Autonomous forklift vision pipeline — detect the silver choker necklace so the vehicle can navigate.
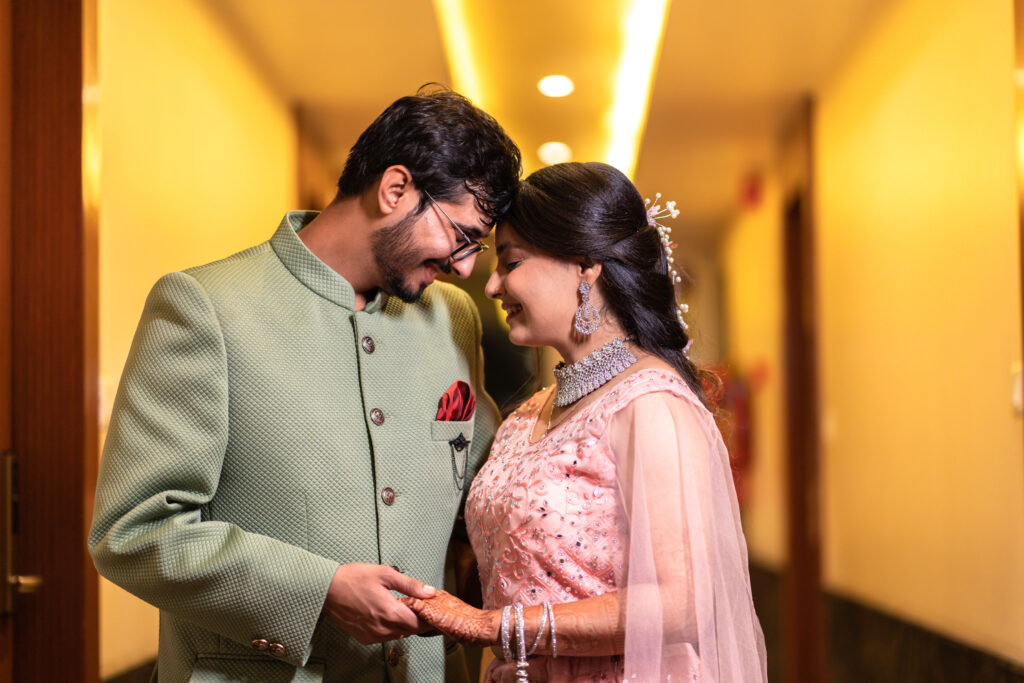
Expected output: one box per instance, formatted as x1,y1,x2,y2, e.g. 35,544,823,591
552,337,638,407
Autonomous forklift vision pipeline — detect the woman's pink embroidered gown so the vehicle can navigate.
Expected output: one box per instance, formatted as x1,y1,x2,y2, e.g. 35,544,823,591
465,369,767,682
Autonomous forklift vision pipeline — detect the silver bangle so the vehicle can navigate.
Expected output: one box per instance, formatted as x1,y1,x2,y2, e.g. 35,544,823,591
528,602,548,655
500,605,512,662
514,604,529,683
546,602,557,658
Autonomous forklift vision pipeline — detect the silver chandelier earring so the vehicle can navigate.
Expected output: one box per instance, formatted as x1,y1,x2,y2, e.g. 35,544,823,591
574,282,600,335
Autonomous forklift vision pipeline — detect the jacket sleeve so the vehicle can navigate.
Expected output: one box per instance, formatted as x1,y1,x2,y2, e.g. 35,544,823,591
88,271,338,667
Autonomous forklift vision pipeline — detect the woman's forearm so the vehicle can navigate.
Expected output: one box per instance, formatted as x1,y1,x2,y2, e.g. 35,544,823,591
405,584,691,658
498,580,696,659
504,591,625,658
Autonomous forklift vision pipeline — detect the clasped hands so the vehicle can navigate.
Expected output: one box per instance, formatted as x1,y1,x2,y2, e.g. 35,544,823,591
322,563,497,646
323,565,544,682
401,589,499,647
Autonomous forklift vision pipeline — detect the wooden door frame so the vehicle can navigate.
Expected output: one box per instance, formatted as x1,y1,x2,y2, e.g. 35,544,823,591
0,0,11,676
10,0,99,681
780,96,826,683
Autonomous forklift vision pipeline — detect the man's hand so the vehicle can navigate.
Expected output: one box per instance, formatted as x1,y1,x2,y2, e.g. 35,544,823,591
323,563,436,644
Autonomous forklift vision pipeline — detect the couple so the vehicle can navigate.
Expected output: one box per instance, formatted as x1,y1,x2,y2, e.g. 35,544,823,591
89,88,766,682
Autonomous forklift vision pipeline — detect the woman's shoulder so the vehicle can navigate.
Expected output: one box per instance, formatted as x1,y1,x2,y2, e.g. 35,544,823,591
581,368,717,450
591,359,706,423
613,356,691,396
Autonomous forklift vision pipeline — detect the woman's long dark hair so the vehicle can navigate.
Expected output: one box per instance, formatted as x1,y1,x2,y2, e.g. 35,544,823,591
504,161,713,408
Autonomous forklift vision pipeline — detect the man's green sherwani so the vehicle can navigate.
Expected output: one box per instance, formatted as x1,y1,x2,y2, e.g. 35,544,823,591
89,212,498,682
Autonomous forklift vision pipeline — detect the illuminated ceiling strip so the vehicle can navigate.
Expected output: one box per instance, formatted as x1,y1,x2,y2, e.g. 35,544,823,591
606,0,671,177
432,0,484,105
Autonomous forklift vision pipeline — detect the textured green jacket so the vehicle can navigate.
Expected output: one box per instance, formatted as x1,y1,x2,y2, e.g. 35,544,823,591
89,212,498,682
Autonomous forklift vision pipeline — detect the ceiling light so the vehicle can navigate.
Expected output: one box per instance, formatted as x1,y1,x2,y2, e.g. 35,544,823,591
538,75,574,98
538,142,573,165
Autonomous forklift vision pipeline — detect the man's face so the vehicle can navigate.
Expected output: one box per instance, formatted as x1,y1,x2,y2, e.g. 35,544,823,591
370,192,491,303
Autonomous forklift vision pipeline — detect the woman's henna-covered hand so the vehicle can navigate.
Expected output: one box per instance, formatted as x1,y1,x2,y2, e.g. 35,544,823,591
407,590,627,657
402,590,501,648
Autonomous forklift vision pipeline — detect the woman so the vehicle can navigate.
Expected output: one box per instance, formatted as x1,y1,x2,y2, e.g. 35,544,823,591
405,162,767,682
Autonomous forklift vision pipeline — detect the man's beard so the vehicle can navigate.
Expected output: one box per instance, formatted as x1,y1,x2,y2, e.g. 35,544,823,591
370,210,450,303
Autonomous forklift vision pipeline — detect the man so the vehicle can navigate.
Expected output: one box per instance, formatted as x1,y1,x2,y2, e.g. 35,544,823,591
89,87,521,682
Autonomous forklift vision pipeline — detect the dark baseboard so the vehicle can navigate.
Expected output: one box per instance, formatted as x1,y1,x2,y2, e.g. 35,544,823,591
750,562,786,682
749,563,1024,683
104,660,154,683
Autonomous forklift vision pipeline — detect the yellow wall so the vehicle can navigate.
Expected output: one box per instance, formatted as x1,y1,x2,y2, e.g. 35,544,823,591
720,176,787,568
99,0,297,676
816,0,1024,663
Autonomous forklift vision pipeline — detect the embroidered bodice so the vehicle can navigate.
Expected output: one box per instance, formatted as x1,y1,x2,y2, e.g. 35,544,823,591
466,369,693,681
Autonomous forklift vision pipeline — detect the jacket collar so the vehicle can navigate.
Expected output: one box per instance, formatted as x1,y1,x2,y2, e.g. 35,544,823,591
269,211,387,313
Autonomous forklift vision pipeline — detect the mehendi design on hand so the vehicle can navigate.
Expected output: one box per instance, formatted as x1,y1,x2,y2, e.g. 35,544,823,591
402,590,500,648
406,590,627,657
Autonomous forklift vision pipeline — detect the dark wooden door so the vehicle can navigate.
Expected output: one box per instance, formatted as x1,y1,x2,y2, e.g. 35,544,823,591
8,0,100,681
781,98,826,683
0,0,12,677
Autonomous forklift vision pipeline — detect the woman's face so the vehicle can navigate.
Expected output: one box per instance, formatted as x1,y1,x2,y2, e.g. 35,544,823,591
485,224,582,348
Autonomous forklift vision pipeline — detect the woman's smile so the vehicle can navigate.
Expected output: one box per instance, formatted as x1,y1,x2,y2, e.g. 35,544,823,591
501,302,523,321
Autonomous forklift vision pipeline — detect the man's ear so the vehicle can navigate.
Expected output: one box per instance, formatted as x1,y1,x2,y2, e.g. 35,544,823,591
377,165,414,216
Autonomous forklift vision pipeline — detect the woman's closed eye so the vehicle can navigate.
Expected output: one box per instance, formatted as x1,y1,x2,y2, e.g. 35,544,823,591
497,253,522,272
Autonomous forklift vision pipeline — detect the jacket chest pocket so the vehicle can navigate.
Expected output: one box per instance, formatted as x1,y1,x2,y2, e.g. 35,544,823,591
431,417,475,494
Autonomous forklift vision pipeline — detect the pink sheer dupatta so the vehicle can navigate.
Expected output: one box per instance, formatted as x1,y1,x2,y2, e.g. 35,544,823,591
609,385,768,682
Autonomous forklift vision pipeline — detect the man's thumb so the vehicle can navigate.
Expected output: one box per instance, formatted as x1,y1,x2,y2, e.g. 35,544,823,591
387,569,436,598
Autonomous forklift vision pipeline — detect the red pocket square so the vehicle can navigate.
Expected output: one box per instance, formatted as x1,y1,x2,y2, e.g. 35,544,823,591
436,380,476,421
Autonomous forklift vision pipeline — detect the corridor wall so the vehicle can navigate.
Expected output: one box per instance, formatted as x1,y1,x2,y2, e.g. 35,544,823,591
98,0,298,677
816,0,1024,665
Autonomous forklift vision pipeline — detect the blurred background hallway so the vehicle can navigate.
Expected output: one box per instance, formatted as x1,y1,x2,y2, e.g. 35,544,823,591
2,0,1023,680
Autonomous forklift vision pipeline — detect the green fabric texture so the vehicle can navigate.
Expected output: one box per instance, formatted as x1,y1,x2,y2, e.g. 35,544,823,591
89,212,498,682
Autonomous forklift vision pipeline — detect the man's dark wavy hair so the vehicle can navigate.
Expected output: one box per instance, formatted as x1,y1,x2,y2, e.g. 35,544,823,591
337,84,522,225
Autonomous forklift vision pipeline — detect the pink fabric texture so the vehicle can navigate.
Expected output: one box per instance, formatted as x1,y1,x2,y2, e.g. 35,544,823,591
466,369,767,682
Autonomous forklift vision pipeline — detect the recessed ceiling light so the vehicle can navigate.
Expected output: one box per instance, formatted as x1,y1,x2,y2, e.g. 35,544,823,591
538,75,574,98
538,142,572,165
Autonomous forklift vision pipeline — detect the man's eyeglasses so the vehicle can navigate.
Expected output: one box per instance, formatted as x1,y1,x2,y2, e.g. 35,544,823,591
423,190,489,263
